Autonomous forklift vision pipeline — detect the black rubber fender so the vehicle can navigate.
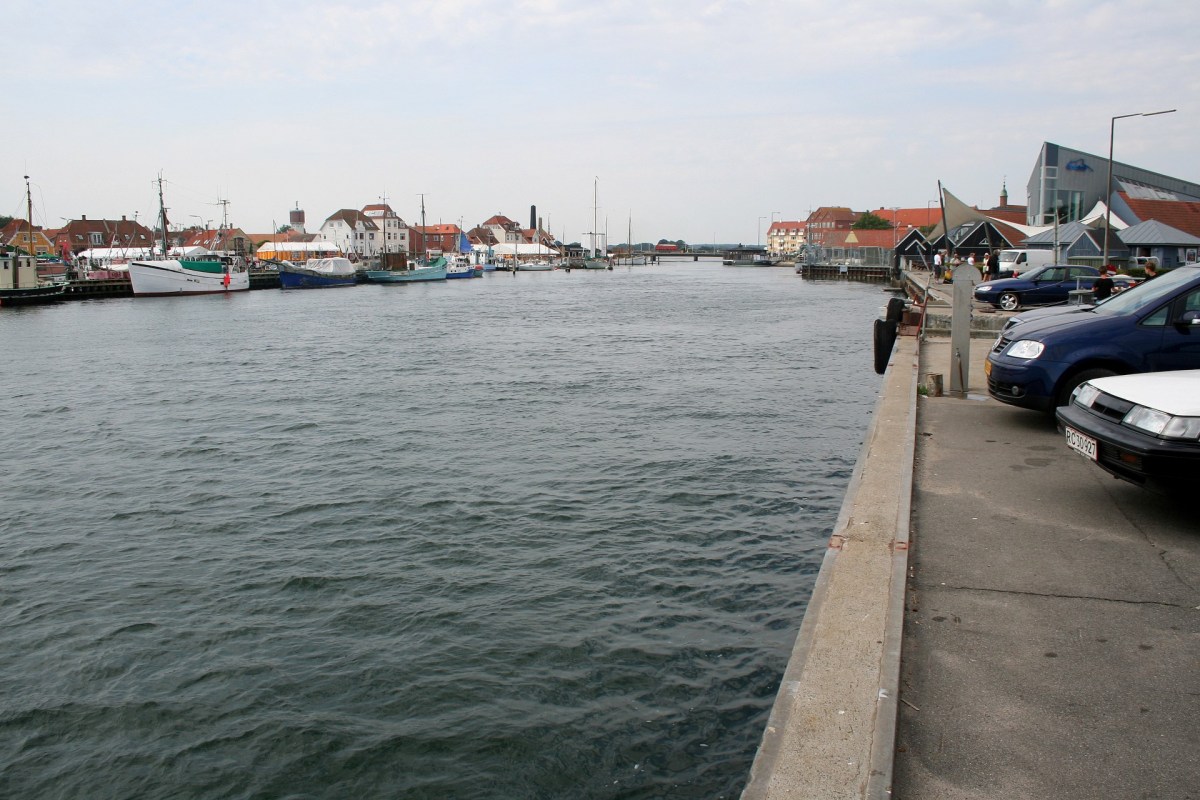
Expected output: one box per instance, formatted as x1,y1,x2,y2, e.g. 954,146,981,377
873,319,898,374
885,297,907,323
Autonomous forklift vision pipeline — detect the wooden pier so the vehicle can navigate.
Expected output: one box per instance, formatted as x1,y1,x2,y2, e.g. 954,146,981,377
796,263,894,281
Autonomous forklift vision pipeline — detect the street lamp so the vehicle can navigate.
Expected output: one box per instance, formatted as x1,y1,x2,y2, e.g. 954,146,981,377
1102,108,1175,267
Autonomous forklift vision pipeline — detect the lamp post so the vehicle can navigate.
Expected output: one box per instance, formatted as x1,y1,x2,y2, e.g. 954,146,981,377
768,211,780,253
1102,108,1175,268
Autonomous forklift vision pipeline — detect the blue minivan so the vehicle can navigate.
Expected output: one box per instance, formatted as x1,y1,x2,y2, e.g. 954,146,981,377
985,266,1200,412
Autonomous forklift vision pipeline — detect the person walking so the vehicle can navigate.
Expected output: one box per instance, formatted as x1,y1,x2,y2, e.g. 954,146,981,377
933,249,943,282
986,249,1000,280
1093,268,1115,302
1143,260,1159,280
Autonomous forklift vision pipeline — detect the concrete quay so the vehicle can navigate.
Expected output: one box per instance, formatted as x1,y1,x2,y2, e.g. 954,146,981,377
744,288,1198,798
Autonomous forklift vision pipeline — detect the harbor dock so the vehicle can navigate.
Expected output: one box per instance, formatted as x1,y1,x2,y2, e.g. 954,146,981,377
744,272,1198,798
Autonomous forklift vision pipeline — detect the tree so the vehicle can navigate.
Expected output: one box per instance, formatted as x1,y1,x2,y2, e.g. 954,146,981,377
276,224,293,234
852,211,893,230
0,215,12,229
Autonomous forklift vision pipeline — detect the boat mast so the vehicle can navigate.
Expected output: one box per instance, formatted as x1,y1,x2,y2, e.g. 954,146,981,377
21,175,33,288
418,193,427,263
157,175,169,259
592,177,598,258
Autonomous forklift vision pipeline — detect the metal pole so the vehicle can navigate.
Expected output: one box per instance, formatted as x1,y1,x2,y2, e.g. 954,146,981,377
1102,109,1175,268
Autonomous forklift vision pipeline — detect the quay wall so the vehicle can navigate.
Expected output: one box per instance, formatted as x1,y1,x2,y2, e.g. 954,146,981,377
742,335,919,799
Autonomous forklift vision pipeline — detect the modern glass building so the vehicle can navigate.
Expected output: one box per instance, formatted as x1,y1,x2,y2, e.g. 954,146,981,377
1025,142,1200,227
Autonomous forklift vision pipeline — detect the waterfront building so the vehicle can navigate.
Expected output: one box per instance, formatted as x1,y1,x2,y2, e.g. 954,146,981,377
56,216,156,259
805,207,858,247
362,203,410,255
411,223,465,256
1026,141,1200,228
479,215,526,245
177,227,253,258
766,220,806,257
319,209,381,261
0,219,54,256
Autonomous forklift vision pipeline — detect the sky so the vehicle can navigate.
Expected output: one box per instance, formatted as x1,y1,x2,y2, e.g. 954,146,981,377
5,0,1198,246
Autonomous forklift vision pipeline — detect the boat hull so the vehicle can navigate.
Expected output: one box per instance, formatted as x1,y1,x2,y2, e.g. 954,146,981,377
278,266,356,289
128,260,250,296
0,284,67,306
365,266,448,283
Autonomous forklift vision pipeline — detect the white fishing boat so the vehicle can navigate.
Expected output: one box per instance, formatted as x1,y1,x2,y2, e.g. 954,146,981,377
128,177,249,296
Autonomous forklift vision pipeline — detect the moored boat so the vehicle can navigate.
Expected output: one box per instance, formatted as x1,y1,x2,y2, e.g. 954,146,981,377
128,177,250,296
128,257,250,295
366,258,448,283
277,257,356,289
1,252,66,306
446,255,475,279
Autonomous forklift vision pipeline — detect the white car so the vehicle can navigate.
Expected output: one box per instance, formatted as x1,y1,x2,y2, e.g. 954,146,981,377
1055,370,1200,494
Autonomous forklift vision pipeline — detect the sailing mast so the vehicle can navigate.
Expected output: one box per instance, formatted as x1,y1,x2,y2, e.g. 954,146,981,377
591,177,598,258
157,174,169,259
18,175,32,289
418,193,427,266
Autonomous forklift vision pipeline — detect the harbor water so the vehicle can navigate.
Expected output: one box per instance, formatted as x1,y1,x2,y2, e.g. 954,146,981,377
1,262,885,798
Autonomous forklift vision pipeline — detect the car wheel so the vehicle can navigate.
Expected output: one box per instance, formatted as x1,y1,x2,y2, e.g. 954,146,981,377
999,292,1020,311
1055,367,1119,408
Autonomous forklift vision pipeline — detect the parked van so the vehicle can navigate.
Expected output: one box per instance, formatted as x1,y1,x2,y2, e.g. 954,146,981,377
997,248,1055,277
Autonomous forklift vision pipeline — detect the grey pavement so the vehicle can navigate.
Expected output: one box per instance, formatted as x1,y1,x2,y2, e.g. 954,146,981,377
894,336,1200,799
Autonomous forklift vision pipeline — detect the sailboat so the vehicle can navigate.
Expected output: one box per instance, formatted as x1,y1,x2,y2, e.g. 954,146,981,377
127,177,250,296
1,176,66,306
366,194,447,283
584,177,608,269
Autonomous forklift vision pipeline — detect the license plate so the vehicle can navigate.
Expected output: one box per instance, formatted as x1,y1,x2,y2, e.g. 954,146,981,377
1064,426,1097,461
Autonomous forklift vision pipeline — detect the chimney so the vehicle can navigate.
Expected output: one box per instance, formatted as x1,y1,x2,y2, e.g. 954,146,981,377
81,215,87,221
530,205,536,231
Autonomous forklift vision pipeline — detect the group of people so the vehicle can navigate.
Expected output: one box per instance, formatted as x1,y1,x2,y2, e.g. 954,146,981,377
932,249,1000,282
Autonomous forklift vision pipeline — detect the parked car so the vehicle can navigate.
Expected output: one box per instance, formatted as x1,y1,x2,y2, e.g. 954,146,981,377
1000,275,1143,332
985,265,1200,412
974,265,1101,311
1056,370,1200,494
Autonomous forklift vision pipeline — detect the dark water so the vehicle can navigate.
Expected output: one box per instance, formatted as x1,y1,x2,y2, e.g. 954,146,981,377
1,263,884,799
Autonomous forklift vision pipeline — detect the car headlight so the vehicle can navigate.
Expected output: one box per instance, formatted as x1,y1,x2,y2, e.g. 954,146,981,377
1006,340,1044,359
1124,406,1200,440
976,285,993,292
1072,383,1101,407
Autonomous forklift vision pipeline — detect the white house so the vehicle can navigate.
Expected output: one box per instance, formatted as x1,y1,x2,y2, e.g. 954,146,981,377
362,203,410,255
319,209,381,259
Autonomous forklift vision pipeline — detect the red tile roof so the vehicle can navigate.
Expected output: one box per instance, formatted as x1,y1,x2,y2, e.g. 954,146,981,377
1121,194,1200,238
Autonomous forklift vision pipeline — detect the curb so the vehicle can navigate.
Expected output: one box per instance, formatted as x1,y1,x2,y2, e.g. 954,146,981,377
742,335,918,799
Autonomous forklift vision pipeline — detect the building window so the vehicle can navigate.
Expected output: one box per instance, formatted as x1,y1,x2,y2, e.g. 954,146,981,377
90,232,103,245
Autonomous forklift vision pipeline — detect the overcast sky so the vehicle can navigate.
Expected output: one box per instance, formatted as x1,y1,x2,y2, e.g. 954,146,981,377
5,0,1196,245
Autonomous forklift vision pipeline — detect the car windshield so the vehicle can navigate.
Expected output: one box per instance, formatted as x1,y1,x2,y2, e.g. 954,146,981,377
1093,267,1199,317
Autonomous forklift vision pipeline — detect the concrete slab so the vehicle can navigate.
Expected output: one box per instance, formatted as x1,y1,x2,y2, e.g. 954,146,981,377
894,337,1200,799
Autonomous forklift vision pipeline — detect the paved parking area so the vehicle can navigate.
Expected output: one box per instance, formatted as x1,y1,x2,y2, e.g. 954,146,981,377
893,337,1200,799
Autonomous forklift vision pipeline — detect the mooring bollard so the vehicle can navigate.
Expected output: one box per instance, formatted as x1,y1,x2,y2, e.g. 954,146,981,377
926,373,944,397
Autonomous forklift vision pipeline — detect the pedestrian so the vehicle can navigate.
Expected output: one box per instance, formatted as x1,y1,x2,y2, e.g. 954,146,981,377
933,249,943,281
966,252,976,269
1143,260,1159,280
986,249,1000,280
1092,268,1115,302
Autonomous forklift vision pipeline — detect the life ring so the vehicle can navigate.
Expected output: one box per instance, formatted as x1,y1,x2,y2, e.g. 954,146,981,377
873,318,898,374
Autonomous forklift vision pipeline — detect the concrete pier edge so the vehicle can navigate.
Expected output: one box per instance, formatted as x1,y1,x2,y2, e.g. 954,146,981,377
742,335,919,799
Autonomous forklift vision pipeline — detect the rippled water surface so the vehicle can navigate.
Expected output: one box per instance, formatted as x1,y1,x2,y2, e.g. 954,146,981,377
1,263,884,798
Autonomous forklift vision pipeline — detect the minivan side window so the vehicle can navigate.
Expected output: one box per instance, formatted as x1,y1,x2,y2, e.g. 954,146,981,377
1040,268,1066,282
1142,305,1171,327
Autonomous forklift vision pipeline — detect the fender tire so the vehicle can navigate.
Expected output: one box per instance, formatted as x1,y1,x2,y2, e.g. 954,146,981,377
873,319,898,375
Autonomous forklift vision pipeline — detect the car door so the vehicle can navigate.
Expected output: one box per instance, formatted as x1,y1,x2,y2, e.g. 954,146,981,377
1148,286,1200,371
1025,267,1067,304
